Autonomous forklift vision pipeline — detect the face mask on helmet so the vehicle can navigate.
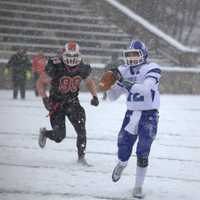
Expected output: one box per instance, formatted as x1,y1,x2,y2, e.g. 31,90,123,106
123,49,144,66
62,41,81,67
124,40,148,67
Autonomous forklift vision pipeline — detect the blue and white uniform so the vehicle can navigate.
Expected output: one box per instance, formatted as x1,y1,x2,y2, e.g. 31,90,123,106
108,62,161,162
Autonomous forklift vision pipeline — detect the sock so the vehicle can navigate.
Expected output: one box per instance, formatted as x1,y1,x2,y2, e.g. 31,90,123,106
134,166,147,188
118,159,128,167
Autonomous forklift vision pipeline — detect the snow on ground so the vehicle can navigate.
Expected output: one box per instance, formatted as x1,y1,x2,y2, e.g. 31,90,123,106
0,90,200,200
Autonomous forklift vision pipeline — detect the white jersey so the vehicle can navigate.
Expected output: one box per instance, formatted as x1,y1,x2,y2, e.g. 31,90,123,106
107,62,161,111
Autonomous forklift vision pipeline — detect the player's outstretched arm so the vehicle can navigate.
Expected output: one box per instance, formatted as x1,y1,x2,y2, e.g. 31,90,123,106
36,73,52,111
36,72,50,98
84,78,99,106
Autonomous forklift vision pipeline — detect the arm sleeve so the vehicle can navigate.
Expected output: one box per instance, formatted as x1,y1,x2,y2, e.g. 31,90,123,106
107,82,126,101
45,59,55,78
82,64,92,79
144,65,161,84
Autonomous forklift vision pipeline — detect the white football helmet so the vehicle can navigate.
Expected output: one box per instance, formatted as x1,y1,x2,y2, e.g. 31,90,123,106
123,40,148,67
62,41,81,67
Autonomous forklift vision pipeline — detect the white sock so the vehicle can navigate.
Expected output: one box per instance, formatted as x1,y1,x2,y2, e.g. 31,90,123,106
134,166,147,188
118,159,128,167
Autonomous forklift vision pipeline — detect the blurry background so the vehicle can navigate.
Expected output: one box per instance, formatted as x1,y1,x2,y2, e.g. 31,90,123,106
0,0,200,94
1,2,200,199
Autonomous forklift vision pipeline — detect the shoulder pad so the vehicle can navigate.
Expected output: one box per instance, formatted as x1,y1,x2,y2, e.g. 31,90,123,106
118,64,128,75
79,63,92,79
144,62,161,81
50,56,62,65
79,62,90,68
147,62,160,69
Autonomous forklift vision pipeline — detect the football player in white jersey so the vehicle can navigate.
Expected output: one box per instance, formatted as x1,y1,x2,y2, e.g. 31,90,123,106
108,40,161,198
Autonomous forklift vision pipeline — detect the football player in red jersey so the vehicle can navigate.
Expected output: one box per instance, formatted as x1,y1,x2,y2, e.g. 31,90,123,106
37,41,99,165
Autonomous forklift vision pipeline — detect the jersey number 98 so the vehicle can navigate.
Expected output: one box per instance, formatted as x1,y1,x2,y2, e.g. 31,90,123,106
59,76,81,93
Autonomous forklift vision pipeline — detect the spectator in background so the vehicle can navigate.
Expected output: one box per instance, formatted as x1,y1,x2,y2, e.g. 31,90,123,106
32,50,47,96
6,48,31,99
102,52,122,100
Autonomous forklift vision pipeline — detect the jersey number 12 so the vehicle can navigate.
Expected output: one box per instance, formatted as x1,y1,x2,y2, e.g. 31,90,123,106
127,92,144,102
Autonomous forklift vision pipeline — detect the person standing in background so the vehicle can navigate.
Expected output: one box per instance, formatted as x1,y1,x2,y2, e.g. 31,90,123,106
6,48,31,99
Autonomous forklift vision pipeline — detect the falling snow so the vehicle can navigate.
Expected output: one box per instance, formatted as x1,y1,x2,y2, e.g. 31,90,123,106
0,90,200,200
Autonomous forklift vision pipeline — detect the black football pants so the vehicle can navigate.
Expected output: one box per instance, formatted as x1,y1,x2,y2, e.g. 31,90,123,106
33,72,39,96
13,79,26,99
45,101,87,159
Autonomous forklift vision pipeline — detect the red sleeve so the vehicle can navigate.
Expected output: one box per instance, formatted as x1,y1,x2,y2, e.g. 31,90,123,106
37,57,47,74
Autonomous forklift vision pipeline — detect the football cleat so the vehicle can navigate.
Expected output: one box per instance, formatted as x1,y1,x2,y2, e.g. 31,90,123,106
132,187,145,199
112,162,126,182
38,127,47,148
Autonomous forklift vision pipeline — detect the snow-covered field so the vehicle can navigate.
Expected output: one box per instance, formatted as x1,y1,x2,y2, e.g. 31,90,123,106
0,90,200,200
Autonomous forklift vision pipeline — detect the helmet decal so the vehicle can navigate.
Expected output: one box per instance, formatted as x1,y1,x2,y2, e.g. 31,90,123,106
68,41,77,51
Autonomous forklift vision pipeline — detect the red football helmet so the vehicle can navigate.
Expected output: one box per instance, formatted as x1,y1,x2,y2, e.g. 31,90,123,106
62,41,81,67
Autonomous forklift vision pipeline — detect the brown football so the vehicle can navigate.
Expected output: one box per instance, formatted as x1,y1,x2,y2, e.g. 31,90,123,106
98,71,117,91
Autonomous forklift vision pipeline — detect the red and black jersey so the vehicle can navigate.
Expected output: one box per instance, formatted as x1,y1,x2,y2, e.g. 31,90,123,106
45,56,91,103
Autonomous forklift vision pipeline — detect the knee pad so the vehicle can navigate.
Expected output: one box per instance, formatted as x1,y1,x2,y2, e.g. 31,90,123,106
54,129,65,143
137,157,148,167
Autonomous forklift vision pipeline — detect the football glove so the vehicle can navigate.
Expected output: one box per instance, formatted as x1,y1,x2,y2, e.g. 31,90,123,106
110,68,123,81
90,96,99,106
119,79,134,91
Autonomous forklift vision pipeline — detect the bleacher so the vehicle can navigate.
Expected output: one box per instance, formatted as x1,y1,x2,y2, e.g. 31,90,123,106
0,0,129,65
0,0,175,67
1,0,200,93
